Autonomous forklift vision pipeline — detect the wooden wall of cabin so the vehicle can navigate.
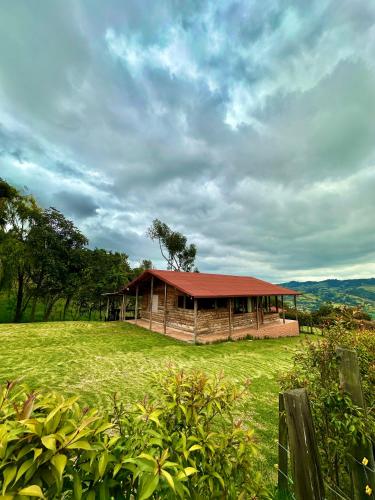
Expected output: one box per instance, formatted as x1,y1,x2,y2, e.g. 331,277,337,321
139,279,280,335
140,281,195,331
197,310,279,335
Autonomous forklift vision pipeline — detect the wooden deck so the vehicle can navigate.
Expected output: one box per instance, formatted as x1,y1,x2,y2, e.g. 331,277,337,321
126,318,299,344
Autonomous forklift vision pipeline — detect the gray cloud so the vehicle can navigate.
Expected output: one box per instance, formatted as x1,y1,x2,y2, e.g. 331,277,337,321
0,0,374,281
53,191,99,219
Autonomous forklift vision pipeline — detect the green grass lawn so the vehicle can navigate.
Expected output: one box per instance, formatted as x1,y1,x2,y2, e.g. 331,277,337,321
0,321,308,478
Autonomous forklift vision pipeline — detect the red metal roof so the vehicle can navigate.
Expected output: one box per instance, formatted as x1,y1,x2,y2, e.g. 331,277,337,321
124,269,301,298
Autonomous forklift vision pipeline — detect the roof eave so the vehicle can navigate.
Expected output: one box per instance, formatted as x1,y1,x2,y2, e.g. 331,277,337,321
191,292,303,298
121,270,302,297
122,269,194,297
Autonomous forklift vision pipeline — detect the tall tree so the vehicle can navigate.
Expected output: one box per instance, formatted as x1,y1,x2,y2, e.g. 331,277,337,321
76,249,131,319
129,259,153,280
27,208,88,321
0,178,40,321
147,219,197,272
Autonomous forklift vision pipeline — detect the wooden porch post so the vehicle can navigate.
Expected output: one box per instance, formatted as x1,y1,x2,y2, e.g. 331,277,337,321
163,283,167,334
282,296,285,324
228,298,233,339
123,294,127,321
135,285,139,324
149,276,154,330
256,296,259,330
120,294,124,321
193,298,198,344
276,295,279,313
294,295,299,332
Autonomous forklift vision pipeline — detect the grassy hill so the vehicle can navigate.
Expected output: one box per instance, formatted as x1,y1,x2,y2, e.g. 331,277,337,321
281,278,375,319
0,321,307,478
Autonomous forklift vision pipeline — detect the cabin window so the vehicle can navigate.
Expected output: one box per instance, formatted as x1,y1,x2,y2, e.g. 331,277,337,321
177,295,184,308
234,297,248,314
197,298,228,310
216,298,228,308
198,298,216,310
185,297,194,310
177,295,194,310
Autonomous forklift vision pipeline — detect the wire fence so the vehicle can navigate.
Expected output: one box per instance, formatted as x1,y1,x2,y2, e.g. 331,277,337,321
275,438,360,500
278,348,375,500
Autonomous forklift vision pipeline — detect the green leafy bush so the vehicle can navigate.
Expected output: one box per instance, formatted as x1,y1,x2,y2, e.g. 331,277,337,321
281,320,375,494
0,370,270,499
0,382,113,499
284,303,373,329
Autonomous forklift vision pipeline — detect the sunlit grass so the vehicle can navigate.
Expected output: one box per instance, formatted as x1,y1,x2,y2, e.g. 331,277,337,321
0,321,307,474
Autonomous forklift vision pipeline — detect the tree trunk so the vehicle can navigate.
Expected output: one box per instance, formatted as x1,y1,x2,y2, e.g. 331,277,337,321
43,299,55,321
14,270,24,323
30,296,38,322
63,296,71,320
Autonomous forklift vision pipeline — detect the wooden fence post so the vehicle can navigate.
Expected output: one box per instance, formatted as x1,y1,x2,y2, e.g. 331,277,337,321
283,388,325,500
278,393,289,495
336,347,375,499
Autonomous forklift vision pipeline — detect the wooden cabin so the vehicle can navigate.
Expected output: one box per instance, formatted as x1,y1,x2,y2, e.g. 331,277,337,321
115,270,301,344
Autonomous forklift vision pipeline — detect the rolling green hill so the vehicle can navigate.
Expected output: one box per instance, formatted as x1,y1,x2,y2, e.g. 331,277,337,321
280,278,375,319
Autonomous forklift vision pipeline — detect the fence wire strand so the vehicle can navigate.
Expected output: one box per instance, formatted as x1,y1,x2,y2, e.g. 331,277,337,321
348,452,375,473
324,481,352,500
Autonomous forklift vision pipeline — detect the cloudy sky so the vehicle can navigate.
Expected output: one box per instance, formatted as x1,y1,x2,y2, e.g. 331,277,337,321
1,0,375,281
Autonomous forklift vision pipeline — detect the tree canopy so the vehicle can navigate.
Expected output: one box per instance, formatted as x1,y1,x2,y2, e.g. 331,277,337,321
0,179,131,322
0,179,193,322
147,219,197,272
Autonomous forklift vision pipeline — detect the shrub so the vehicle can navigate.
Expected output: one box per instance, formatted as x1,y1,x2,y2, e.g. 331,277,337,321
281,320,375,494
0,382,113,499
0,370,270,499
284,304,373,329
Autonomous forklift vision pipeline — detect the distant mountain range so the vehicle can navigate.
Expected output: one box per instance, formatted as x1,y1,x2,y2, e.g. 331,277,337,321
280,278,375,319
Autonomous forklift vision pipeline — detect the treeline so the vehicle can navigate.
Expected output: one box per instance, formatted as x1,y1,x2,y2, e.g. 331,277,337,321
0,179,151,323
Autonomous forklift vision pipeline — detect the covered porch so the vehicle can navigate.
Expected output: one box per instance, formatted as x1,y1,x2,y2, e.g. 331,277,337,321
108,269,301,344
